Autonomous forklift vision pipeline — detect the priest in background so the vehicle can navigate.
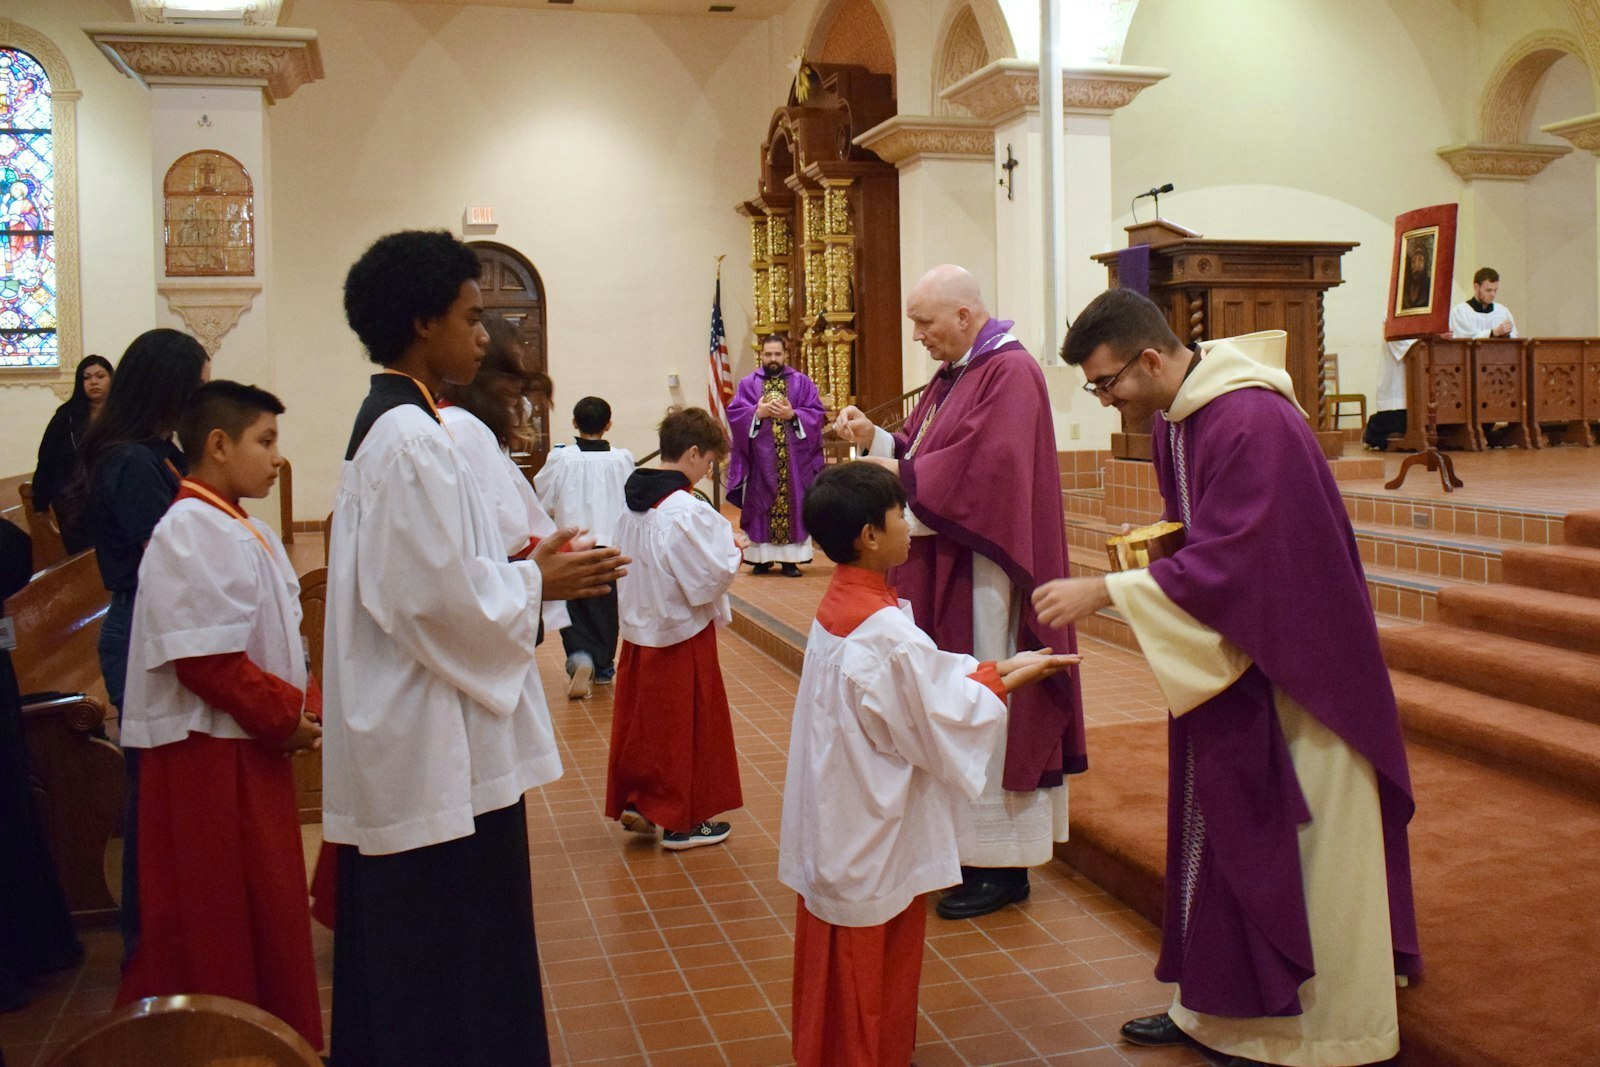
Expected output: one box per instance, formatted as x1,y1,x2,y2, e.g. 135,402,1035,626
726,334,826,577
1037,288,1421,1067
835,264,1085,920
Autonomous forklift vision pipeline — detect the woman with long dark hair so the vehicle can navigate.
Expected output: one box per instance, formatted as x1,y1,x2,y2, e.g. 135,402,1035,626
30,354,114,552
80,327,208,963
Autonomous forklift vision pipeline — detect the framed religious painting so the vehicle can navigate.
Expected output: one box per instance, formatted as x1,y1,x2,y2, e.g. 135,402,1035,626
1385,203,1457,339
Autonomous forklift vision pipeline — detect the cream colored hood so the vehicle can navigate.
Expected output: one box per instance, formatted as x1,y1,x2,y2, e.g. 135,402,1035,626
1166,330,1305,422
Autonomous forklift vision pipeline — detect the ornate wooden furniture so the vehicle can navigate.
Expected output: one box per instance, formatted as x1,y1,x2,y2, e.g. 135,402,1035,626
6,550,123,925
292,566,327,825
1387,338,1462,493
1092,221,1355,461
1394,338,1581,453
738,63,901,415
48,994,324,1067
1528,338,1600,447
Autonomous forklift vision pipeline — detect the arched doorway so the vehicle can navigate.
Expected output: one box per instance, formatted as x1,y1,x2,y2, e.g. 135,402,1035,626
469,241,551,472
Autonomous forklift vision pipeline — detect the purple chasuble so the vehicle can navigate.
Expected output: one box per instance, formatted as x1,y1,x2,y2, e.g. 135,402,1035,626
887,317,1086,790
1147,386,1422,1018
726,366,827,545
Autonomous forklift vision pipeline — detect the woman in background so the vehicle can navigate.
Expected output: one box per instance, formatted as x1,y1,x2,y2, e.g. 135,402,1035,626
31,354,114,552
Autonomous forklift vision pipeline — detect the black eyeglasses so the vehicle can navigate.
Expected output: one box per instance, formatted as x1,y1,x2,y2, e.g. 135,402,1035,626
1081,351,1143,397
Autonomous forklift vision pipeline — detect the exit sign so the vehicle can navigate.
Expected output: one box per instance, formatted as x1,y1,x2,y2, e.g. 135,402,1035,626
463,205,497,231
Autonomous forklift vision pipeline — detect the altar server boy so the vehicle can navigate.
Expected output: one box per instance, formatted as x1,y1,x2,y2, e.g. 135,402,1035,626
780,462,1079,1067
605,406,747,850
534,395,635,696
324,230,625,1067
116,380,323,1049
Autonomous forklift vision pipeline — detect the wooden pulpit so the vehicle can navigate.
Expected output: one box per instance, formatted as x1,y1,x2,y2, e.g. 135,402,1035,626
1092,221,1356,461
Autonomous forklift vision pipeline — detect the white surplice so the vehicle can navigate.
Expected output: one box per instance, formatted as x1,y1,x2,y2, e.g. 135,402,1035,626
440,405,568,632
122,498,305,748
868,426,1070,867
1376,339,1414,414
615,488,742,648
779,601,1007,927
1448,301,1517,340
534,441,635,547
322,404,561,856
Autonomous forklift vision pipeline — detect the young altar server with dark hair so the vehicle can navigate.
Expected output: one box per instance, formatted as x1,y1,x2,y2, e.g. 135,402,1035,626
780,461,1079,1067
605,406,748,850
326,230,626,1067
115,380,324,1049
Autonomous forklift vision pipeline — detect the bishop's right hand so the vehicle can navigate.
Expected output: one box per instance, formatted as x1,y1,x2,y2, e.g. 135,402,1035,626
834,405,875,451
533,526,629,601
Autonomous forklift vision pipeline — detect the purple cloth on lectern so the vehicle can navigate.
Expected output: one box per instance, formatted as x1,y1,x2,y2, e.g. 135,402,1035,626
1118,245,1151,296
725,366,826,544
887,317,1086,791
1146,387,1422,1019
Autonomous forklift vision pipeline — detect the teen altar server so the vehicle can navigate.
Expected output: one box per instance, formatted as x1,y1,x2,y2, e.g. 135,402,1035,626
605,406,748,850
325,230,626,1067
116,380,323,1049
780,462,1079,1067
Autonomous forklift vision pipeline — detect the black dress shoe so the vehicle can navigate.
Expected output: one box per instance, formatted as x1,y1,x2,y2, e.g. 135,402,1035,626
751,562,772,575
1119,1012,1188,1047
935,877,1029,919
780,562,802,577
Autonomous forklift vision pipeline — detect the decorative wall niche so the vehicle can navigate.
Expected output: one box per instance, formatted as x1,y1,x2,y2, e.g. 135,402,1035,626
163,149,254,277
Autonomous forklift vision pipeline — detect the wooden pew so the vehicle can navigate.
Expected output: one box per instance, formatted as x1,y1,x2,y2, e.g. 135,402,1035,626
1474,336,1534,448
292,567,326,824
1401,338,1476,452
18,481,68,570
4,550,124,926
48,994,323,1067
1528,338,1599,447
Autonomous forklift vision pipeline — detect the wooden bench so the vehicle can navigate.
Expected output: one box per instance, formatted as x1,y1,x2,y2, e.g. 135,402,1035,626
5,550,124,926
292,567,327,824
18,480,69,570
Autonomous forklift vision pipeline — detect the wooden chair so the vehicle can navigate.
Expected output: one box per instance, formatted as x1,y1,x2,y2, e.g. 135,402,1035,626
47,994,323,1067
6,550,124,925
18,481,69,570
321,512,332,567
1318,352,1366,431
292,567,327,824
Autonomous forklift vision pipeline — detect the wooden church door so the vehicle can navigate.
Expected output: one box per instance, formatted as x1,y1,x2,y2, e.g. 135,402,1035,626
470,241,551,473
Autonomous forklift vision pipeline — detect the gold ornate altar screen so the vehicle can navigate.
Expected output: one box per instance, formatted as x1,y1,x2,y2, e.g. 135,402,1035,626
737,64,902,414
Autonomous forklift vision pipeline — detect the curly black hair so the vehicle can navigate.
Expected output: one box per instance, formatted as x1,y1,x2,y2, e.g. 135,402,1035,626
343,230,483,366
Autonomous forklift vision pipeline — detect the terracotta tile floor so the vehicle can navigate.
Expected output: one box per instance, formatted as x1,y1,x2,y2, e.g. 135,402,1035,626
5,620,1203,1066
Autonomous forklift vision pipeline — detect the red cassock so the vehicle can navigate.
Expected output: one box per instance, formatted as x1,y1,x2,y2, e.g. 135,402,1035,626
792,895,926,1067
603,623,742,831
117,653,323,1051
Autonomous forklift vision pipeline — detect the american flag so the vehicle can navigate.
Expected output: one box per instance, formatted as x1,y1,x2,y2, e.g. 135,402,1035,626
707,267,734,433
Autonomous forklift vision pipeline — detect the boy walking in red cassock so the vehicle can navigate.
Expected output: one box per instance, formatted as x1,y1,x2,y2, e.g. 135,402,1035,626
116,380,324,1049
605,406,747,850
780,462,1079,1066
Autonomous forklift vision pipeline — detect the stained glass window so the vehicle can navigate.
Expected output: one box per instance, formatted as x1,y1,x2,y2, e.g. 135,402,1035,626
0,48,54,368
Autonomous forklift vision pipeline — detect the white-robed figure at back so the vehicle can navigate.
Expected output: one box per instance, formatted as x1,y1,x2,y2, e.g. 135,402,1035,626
438,313,570,637
320,230,626,1067
1449,266,1517,339
779,461,1079,1067
534,394,635,696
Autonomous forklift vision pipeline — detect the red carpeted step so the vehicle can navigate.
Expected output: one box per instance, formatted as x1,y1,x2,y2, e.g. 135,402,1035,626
1379,624,1600,724
1567,509,1600,549
1501,543,1600,599
1057,722,1600,1067
1436,583,1600,656
1391,670,1600,803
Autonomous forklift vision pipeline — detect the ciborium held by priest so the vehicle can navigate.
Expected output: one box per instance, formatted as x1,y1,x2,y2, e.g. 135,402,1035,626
1106,521,1185,572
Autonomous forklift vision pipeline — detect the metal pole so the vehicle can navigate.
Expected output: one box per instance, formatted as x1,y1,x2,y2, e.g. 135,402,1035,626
1041,0,1066,364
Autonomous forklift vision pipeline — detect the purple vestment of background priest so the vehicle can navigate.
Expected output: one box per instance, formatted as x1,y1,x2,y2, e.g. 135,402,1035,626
726,366,826,545
1147,386,1423,1018
886,317,1086,790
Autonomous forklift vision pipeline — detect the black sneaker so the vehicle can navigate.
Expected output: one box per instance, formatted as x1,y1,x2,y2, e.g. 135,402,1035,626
780,563,802,577
661,821,731,851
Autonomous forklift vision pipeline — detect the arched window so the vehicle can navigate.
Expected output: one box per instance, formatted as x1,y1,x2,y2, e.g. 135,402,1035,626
0,47,55,368
164,150,254,276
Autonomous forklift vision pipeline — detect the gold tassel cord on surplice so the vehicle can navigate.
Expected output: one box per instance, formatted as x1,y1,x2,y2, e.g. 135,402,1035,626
763,373,795,544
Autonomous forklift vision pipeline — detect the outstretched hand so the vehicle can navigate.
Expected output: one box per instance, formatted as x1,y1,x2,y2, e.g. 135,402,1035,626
534,526,629,600
995,649,1081,692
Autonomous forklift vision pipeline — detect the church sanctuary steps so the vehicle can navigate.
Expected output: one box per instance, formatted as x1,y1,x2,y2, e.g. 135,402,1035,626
1499,543,1600,598
1436,583,1600,656
1379,625,1600,723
